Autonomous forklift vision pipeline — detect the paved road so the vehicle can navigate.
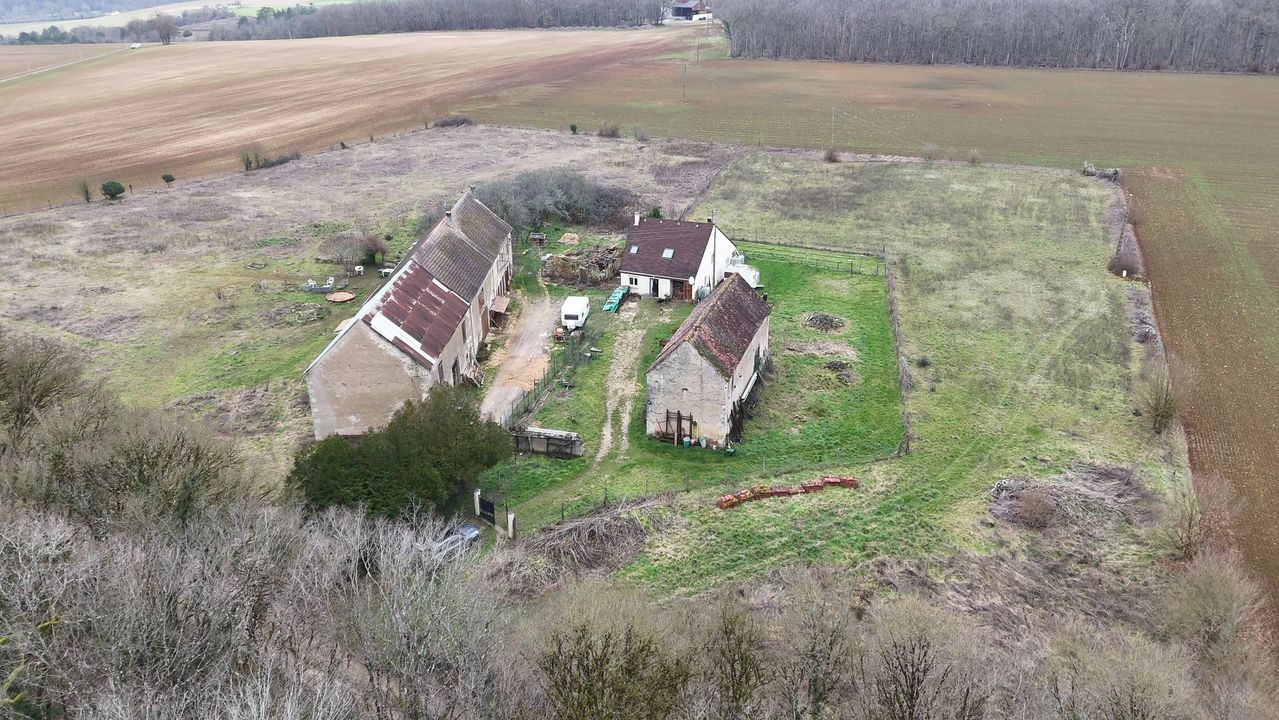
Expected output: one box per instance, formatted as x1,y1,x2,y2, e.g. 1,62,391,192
480,293,555,424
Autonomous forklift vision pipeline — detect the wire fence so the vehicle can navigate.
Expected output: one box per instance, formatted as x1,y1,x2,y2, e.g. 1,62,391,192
496,323,603,430
885,256,913,455
738,245,886,276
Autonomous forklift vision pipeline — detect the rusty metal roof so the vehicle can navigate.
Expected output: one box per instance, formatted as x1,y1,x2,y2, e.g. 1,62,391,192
650,273,769,378
365,262,469,364
621,218,714,281
308,191,511,375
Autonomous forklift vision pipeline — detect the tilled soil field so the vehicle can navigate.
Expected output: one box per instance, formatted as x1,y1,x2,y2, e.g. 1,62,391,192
0,27,688,211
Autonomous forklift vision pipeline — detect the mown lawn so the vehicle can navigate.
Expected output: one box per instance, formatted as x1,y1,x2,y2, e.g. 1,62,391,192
621,156,1183,591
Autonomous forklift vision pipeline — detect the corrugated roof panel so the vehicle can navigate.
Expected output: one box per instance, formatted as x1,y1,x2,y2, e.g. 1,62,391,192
412,227,490,301
365,263,469,365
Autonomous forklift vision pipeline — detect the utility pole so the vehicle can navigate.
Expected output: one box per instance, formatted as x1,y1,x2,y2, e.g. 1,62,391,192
696,36,700,62
830,107,835,146
682,64,688,103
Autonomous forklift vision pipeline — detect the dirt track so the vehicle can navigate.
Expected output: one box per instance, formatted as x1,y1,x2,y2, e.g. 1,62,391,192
0,28,688,211
480,291,555,424
593,299,646,465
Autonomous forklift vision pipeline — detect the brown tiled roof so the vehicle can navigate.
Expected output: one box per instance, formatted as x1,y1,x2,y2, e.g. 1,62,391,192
412,225,490,301
451,191,512,258
364,262,469,364
621,218,713,281
409,191,511,301
650,273,769,378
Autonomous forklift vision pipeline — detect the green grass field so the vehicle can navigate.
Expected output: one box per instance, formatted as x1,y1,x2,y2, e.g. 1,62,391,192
484,252,903,530
479,153,1180,592
457,56,1279,597
617,156,1182,591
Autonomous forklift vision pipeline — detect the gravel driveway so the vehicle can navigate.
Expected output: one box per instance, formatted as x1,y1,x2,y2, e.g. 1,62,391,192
480,293,556,424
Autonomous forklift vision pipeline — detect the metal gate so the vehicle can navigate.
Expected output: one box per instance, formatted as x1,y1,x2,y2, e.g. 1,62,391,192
479,497,496,526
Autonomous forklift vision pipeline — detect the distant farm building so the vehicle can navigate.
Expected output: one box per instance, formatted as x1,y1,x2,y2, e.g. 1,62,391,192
305,190,513,438
621,214,738,301
646,273,770,445
672,0,710,18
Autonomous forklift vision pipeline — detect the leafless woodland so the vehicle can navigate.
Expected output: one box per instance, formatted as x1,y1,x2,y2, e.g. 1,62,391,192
718,0,1279,74
213,0,663,40
3,330,1278,719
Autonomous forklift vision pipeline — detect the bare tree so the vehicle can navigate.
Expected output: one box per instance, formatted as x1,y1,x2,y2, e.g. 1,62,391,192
716,0,1279,74
151,12,178,45
212,0,664,40
699,599,770,720
124,17,148,43
236,143,265,171
1138,362,1180,434
776,575,858,719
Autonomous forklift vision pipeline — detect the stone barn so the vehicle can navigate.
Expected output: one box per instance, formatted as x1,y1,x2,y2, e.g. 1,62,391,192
305,190,513,438
645,273,770,446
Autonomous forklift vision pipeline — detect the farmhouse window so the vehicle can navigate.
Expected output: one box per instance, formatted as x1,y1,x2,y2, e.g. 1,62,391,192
629,245,639,254
628,277,638,286
662,248,675,259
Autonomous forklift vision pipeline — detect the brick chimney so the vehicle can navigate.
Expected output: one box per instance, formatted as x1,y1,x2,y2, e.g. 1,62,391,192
634,211,641,226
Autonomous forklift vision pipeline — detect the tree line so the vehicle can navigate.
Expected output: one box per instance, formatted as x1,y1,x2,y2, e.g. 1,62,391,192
2,7,233,44
0,0,167,24
210,0,662,40
717,0,1279,74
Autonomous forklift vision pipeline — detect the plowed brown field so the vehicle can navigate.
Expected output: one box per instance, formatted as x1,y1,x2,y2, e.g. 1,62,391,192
0,28,686,211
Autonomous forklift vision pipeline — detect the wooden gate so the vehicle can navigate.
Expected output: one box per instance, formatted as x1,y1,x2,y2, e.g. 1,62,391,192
657,410,697,443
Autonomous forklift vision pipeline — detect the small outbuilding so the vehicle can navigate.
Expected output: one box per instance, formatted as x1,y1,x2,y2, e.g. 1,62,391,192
645,273,770,446
672,0,710,19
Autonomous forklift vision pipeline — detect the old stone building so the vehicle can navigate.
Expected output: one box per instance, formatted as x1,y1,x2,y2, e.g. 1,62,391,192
305,190,513,438
645,273,770,446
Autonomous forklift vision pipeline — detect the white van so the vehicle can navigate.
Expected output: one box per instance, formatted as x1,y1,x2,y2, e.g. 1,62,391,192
561,296,590,330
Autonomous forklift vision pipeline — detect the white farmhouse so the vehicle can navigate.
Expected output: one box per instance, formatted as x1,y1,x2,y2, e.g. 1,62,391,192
305,190,513,438
620,215,737,301
645,273,770,446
